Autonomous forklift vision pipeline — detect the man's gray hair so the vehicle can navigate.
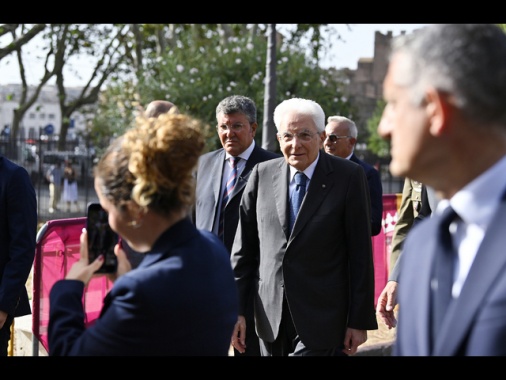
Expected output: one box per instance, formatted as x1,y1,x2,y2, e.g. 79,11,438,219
274,98,325,132
215,95,257,124
390,24,506,126
327,116,358,138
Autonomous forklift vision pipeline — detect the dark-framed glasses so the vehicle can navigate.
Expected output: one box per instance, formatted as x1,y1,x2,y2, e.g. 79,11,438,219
327,134,351,143
217,123,246,133
278,131,316,143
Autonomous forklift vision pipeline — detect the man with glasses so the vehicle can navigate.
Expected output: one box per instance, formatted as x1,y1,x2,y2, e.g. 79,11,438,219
194,95,279,356
230,98,377,356
324,116,383,236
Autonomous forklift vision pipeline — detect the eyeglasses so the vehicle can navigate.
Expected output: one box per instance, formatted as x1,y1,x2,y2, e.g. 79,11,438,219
327,134,351,143
217,123,247,133
278,131,316,143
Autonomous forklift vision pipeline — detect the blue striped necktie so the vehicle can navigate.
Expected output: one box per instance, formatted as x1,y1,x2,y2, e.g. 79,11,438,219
289,171,307,232
218,157,239,239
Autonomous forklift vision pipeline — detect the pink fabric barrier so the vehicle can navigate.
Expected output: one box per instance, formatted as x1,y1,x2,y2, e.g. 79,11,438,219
31,196,399,351
32,217,112,353
372,194,399,306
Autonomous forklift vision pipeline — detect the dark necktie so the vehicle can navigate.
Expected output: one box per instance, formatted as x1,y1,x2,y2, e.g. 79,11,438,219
289,171,307,232
431,205,458,347
218,157,239,239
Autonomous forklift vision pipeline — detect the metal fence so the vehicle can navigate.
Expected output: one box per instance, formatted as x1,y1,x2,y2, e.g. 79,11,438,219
0,136,98,225
2,136,404,226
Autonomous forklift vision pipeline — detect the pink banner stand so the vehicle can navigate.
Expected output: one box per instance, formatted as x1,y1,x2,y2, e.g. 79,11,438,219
32,217,112,355
31,195,400,354
372,194,399,306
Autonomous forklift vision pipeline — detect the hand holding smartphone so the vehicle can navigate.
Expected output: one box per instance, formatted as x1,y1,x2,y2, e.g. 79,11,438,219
87,202,118,273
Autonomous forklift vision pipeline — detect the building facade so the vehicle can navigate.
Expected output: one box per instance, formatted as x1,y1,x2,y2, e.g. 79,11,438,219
344,30,405,132
340,30,408,193
0,84,89,140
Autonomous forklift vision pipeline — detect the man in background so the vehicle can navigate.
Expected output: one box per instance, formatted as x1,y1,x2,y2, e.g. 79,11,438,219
194,95,279,356
46,160,64,213
0,154,37,356
145,100,178,117
324,116,383,236
121,99,180,269
376,178,435,329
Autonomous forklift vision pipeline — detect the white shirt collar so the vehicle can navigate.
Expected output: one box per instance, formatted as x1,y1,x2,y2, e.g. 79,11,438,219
447,155,506,228
224,140,255,162
289,152,319,182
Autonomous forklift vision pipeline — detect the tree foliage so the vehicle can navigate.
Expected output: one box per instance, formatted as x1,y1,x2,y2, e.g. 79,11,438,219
366,99,389,158
1,23,355,155
48,24,133,151
0,24,46,61
91,24,354,153
4,24,56,152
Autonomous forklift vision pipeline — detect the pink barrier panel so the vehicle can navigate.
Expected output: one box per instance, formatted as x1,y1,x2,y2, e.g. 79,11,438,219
32,197,400,351
372,194,398,306
32,218,113,353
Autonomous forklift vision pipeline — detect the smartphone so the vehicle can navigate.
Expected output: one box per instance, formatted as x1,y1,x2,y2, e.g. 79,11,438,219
86,202,118,273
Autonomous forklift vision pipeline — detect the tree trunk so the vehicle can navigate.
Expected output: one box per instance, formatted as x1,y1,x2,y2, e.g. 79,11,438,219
262,24,278,152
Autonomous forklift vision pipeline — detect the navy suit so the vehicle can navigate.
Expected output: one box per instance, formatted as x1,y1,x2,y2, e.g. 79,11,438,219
231,153,377,351
194,144,279,356
394,187,506,355
48,218,238,356
0,155,37,355
349,153,383,236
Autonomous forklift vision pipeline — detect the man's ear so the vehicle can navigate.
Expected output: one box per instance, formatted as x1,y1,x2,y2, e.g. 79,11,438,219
318,131,326,148
425,87,453,136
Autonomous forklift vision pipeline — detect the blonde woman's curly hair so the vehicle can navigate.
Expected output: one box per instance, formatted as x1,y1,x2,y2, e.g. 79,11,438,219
94,111,205,216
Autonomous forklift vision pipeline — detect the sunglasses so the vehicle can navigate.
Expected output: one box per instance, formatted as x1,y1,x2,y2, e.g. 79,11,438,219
327,134,351,143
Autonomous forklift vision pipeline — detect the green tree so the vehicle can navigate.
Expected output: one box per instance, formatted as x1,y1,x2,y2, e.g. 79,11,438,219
50,24,132,151
91,24,353,153
0,24,46,61
6,24,55,148
262,24,277,152
366,99,389,158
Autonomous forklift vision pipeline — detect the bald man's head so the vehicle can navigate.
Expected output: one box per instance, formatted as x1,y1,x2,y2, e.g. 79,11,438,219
145,100,178,117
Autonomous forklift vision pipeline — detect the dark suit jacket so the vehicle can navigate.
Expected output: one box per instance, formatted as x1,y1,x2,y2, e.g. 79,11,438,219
394,187,506,355
350,153,383,236
48,218,238,356
231,153,378,350
0,155,37,318
194,144,279,252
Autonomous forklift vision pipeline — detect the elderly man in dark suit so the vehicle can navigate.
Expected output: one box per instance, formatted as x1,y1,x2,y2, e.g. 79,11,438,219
0,154,37,356
324,115,383,236
230,98,377,356
194,95,279,356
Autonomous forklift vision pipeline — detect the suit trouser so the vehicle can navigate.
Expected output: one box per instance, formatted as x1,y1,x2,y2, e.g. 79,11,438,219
259,295,343,356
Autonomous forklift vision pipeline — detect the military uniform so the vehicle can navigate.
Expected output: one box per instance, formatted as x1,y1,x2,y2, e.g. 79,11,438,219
389,178,424,271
